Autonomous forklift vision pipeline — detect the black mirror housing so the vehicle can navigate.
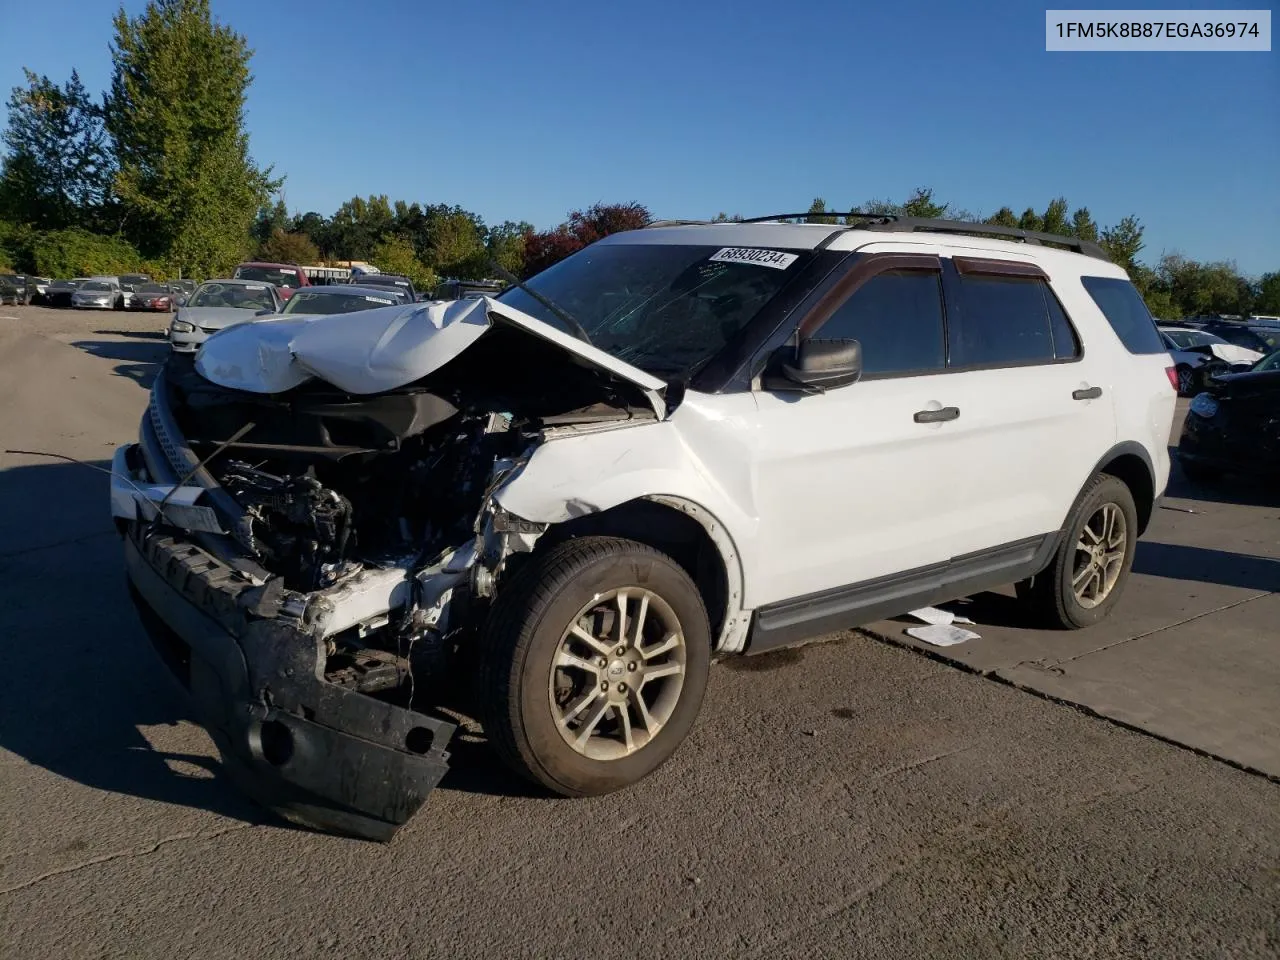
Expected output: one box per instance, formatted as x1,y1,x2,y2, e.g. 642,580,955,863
765,338,863,393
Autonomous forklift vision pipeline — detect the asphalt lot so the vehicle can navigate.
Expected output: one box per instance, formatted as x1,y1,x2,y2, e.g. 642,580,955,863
1,305,1278,959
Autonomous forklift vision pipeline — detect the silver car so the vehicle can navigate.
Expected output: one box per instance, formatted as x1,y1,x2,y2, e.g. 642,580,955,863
71,278,125,310
168,279,283,353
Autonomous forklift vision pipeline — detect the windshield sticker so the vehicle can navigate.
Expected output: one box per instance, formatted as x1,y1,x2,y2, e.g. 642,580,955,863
709,247,798,270
245,284,267,290
365,296,393,304
280,268,297,275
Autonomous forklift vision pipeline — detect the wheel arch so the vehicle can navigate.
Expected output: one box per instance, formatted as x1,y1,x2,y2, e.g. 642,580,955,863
514,496,750,654
1091,441,1157,535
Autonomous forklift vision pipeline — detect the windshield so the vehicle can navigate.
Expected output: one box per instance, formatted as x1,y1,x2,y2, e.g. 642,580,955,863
235,265,301,287
496,243,808,378
188,282,275,310
137,284,169,294
81,281,112,292
360,276,412,293
283,291,398,315
1209,325,1271,352
1253,349,1280,373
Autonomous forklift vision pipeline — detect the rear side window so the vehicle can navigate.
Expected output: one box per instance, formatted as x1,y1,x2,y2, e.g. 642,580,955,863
815,270,945,376
950,275,1070,367
1080,276,1165,354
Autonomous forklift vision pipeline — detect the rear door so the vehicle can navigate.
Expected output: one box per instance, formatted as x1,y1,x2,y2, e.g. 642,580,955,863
934,256,1116,547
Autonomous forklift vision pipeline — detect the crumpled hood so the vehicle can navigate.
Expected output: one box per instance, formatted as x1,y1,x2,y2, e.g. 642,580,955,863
194,297,668,416
180,306,265,330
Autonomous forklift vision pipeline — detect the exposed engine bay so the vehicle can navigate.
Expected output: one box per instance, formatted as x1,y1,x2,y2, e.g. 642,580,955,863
158,326,657,696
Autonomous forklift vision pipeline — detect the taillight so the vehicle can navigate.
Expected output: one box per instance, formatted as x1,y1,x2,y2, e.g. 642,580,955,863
1164,366,1179,391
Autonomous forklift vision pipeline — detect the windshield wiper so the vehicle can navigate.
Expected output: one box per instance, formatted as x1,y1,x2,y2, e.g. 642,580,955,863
488,260,593,346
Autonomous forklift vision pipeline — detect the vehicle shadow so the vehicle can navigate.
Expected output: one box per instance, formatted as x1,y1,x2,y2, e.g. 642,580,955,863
0,458,534,825
71,338,170,390
1132,541,1280,593
93,327,170,340
0,460,266,828
1164,447,1280,508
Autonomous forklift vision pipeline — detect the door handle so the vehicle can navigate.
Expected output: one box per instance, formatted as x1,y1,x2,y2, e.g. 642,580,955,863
1072,386,1103,400
913,406,960,423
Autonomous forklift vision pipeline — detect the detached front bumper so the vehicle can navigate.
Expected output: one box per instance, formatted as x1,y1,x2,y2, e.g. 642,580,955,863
114,446,456,841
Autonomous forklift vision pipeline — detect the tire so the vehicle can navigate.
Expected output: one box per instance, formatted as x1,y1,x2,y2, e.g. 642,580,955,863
1175,365,1194,396
1016,474,1139,630
479,536,711,797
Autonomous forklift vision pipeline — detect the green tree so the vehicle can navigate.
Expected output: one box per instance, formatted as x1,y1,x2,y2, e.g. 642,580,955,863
1256,272,1280,314
421,204,487,278
984,207,1019,228
105,0,277,277
329,194,394,260
485,219,530,277
1040,197,1070,236
1070,207,1098,242
371,234,436,291
0,69,113,230
1100,215,1144,271
252,196,290,246
805,197,837,224
259,227,318,265
901,187,948,219
1018,207,1044,232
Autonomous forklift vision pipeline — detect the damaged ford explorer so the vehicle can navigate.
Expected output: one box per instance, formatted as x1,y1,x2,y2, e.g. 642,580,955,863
112,216,1175,839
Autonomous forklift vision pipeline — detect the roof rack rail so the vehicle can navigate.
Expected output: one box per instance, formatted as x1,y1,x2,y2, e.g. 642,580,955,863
860,217,1110,261
645,219,714,228
737,211,1110,261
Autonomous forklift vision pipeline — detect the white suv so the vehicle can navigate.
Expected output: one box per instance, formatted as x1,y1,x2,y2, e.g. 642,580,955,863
111,215,1177,839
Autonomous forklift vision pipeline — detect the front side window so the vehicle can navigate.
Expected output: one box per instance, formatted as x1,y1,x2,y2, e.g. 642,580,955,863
950,274,1059,367
814,270,946,376
497,243,809,379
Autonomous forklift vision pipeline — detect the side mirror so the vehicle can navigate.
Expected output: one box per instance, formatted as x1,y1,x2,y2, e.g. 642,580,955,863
764,338,862,393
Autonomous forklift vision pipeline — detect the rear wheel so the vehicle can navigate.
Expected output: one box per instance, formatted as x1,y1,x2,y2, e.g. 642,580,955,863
1017,475,1138,629
479,536,711,796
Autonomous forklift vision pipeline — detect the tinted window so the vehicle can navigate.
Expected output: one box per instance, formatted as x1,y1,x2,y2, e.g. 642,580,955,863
815,270,945,376
951,275,1055,367
1080,276,1165,354
1047,291,1081,360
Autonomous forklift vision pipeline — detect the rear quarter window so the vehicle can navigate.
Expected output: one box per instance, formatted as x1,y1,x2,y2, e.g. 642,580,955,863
1080,276,1165,354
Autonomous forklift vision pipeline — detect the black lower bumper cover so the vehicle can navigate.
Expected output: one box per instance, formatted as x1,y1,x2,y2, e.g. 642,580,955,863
124,528,456,841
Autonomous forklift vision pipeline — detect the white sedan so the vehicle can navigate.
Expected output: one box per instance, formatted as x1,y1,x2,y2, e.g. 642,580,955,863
1159,326,1263,395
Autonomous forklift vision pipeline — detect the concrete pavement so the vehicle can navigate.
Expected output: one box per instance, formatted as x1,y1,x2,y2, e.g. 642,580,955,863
867,400,1280,779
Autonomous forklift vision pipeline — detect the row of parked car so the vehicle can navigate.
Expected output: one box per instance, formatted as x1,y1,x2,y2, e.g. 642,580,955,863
166,263,506,352
1157,316,1280,396
0,272,198,311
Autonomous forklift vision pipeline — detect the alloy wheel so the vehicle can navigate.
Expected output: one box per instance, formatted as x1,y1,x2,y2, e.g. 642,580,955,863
548,588,687,761
1071,502,1128,609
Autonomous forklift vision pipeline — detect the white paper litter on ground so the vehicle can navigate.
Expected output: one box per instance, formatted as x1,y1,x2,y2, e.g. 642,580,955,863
906,624,981,647
905,606,975,626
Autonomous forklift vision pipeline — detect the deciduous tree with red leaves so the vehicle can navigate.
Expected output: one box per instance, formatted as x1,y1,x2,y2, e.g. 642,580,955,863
521,202,650,278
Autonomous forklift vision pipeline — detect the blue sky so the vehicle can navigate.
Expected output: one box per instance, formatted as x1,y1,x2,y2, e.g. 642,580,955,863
3,0,1277,274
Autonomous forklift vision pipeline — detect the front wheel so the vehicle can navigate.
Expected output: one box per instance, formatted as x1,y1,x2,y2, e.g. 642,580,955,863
1176,365,1195,396
1016,475,1139,629
479,536,711,796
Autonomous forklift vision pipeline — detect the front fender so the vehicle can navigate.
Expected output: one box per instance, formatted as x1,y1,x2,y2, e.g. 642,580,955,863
493,421,757,652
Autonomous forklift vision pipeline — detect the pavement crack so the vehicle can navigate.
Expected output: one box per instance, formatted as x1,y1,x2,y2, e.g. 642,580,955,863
0,822,260,897
1047,590,1273,667
867,746,974,783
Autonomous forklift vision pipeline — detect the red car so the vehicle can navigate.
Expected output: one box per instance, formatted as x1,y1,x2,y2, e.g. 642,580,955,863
129,283,177,312
232,261,311,300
